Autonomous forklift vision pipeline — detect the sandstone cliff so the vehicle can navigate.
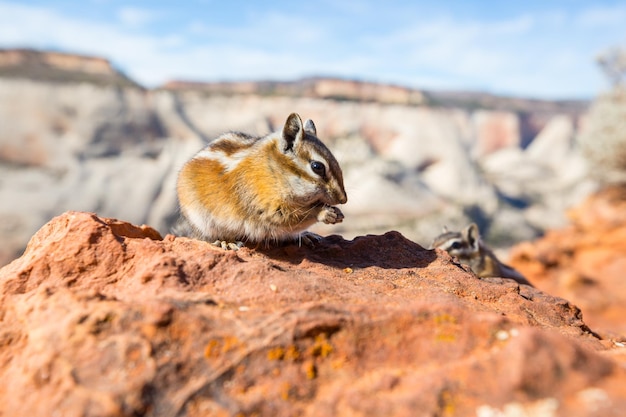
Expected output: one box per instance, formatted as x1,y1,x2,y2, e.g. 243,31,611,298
0,211,624,416
163,77,426,106
0,48,139,88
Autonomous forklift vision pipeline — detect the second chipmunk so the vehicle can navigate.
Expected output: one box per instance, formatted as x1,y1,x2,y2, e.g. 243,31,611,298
176,113,347,249
431,223,532,286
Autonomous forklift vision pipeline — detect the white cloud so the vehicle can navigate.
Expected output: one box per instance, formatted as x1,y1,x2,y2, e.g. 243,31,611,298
490,14,535,35
576,4,626,28
0,2,178,84
117,6,160,28
365,16,533,82
0,1,614,97
185,11,327,48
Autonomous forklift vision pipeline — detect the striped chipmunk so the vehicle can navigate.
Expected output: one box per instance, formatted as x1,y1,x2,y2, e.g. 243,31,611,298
431,223,532,286
176,113,347,249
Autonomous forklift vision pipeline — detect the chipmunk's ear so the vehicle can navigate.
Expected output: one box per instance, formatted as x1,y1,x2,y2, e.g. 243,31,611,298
304,119,317,136
282,113,304,153
464,223,481,250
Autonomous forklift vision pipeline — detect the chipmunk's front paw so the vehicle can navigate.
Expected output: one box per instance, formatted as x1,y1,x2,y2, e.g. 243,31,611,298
318,205,344,224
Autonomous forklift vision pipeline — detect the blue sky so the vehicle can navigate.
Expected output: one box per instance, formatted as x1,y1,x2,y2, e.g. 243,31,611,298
1,1,625,99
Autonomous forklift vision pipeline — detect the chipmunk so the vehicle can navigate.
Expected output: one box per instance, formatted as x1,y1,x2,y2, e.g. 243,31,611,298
176,113,347,249
431,223,532,286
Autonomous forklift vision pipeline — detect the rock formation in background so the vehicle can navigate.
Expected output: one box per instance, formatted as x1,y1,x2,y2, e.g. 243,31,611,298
0,48,139,87
0,48,592,266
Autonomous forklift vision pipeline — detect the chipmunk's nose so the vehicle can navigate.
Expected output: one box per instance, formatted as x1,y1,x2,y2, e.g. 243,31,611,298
324,187,346,206
336,188,347,205
328,178,347,205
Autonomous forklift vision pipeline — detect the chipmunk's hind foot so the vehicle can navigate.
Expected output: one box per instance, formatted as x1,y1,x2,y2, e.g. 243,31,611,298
297,231,326,247
211,240,245,251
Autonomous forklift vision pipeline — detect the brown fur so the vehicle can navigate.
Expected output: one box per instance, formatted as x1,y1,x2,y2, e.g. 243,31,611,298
176,113,347,246
209,134,256,155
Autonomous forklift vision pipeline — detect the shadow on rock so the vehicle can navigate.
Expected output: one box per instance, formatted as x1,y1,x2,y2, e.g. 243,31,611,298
257,231,438,270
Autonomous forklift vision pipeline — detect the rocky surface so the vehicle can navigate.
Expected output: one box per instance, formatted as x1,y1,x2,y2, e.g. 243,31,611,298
0,211,625,416
510,187,626,340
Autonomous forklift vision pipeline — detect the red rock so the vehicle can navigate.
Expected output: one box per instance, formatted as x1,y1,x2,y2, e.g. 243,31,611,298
510,186,626,340
472,111,520,156
0,211,624,416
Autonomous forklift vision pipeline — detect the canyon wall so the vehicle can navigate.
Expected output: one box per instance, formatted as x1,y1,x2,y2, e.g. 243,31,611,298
0,52,594,266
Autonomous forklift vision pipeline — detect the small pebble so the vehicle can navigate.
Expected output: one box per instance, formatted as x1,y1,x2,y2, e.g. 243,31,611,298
495,330,509,341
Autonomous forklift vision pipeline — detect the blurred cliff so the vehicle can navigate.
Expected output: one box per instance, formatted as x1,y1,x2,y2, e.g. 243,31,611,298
0,48,595,266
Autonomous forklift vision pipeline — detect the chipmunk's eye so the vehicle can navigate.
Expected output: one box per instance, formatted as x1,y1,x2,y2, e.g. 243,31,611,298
310,160,326,177
449,241,463,250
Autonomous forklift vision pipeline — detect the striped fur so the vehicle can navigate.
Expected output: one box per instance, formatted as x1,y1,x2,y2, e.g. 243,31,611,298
431,223,532,286
176,113,347,245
